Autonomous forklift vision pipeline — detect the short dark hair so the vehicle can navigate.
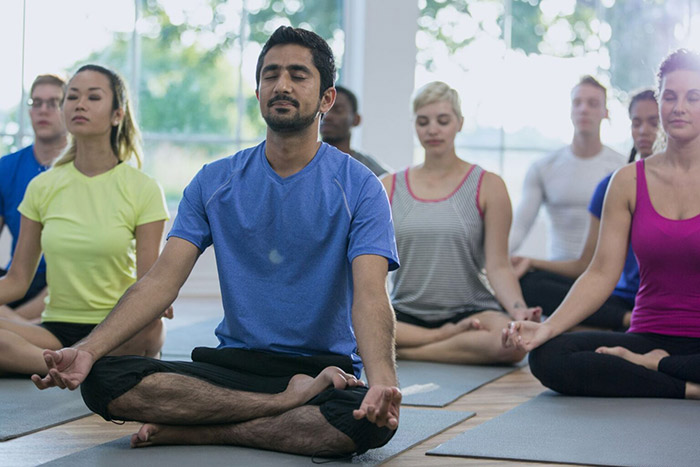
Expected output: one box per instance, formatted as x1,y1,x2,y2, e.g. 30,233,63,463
575,75,607,100
334,85,358,114
657,48,700,91
30,74,66,97
255,26,336,98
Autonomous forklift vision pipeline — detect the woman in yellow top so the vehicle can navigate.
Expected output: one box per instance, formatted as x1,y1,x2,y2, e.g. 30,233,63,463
0,65,170,375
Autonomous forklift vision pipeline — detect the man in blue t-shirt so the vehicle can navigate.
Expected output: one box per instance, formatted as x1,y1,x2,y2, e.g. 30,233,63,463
35,27,402,457
0,74,67,321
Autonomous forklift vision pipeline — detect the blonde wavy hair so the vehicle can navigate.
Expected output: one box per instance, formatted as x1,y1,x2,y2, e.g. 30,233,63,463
55,64,143,168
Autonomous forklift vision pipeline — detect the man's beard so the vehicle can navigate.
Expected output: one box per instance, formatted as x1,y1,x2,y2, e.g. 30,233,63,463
264,98,321,133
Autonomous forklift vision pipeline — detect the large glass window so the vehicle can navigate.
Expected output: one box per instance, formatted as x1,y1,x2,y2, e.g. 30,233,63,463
1,0,344,201
415,0,697,204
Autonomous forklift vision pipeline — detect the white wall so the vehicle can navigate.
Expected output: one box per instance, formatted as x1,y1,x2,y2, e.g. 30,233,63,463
342,0,419,172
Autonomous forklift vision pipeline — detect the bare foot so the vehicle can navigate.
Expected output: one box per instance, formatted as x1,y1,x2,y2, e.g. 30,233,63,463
131,423,161,448
438,317,482,340
131,423,196,448
283,366,364,406
686,382,700,400
595,347,669,371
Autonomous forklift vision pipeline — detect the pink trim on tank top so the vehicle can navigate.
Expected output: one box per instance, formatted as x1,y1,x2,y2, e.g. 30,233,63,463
638,159,700,222
475,170,486,219
404,165,475,203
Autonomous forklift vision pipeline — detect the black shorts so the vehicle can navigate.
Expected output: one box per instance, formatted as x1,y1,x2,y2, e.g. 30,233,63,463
40,322,96,347
394,307,489,328
0,267,47,308
81,347,395,455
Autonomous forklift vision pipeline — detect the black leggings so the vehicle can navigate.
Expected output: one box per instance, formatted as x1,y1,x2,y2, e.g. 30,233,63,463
529,331,700,398
521,270,632,330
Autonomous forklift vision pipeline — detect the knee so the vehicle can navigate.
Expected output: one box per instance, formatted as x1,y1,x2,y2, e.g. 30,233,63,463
528,337,574,392
81,355,153,420
81,357,120,418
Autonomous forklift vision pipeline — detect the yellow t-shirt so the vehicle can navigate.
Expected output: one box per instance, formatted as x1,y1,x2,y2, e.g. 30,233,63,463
18,162,169,324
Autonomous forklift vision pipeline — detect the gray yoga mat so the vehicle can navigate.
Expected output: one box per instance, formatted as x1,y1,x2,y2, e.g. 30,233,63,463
42,408,473,466
428,390,700,467
390,360,521,407
161,318,221,360
0,378,91,441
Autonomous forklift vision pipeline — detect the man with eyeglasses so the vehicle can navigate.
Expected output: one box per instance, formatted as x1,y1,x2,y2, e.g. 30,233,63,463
0,74,67,322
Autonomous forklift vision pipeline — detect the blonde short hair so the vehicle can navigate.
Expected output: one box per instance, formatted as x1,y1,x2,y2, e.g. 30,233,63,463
412,81,463,120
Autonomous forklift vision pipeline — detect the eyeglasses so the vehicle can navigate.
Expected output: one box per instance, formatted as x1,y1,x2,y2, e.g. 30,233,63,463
28,98,61,110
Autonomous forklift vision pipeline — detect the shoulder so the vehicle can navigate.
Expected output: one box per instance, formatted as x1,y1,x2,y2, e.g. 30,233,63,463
594,172,615,193
592,146,627,170
380,172,395,193
540,146,569,165
527,146,567,175
192,144,259,187
22,164,69,202
600,145,626,162
30,163,70,185
0,145,32,173
321,143,377,186
606,162,638,204
479,169,508,202
114,163,163,193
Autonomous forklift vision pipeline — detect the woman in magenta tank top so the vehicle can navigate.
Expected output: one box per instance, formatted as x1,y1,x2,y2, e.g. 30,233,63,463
503,49,700,399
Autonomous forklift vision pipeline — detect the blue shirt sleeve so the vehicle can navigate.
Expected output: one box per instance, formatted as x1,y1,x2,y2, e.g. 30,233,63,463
347,174,400,271
588,173,613,219
167,170,213,252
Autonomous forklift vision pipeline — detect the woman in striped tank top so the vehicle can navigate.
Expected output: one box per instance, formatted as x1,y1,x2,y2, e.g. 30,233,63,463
381,81,541,365
503,49,700,399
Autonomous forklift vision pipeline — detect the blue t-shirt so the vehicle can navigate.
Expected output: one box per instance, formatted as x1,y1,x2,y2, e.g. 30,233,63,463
0,145,48,272
588,173,639,305
168,141,399,376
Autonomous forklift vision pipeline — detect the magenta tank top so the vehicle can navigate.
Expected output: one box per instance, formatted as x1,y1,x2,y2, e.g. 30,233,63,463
629,159,700,337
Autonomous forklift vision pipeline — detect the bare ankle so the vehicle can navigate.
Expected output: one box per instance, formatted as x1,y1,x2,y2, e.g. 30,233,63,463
686,382,700,400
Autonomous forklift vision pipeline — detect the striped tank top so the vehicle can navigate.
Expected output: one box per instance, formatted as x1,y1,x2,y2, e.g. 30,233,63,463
389,165,502,322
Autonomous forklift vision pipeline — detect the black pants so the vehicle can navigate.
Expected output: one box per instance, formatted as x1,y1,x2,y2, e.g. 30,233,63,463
529,331,700,398
0,267,46,308
521,270,632,330
81,347,395,455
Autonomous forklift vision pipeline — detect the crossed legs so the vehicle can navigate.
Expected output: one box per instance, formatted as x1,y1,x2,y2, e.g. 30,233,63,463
529,331,700,399
81,354,393,456
395,310,526,365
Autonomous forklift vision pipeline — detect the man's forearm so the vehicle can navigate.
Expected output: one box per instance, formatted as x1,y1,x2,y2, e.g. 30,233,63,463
75,274,176,359
352,299,397,387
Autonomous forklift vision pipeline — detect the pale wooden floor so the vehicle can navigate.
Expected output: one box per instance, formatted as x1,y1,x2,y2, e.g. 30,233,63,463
0,247,564,466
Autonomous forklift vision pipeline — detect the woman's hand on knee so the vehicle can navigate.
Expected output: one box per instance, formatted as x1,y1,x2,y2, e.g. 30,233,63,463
501,320,553,352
